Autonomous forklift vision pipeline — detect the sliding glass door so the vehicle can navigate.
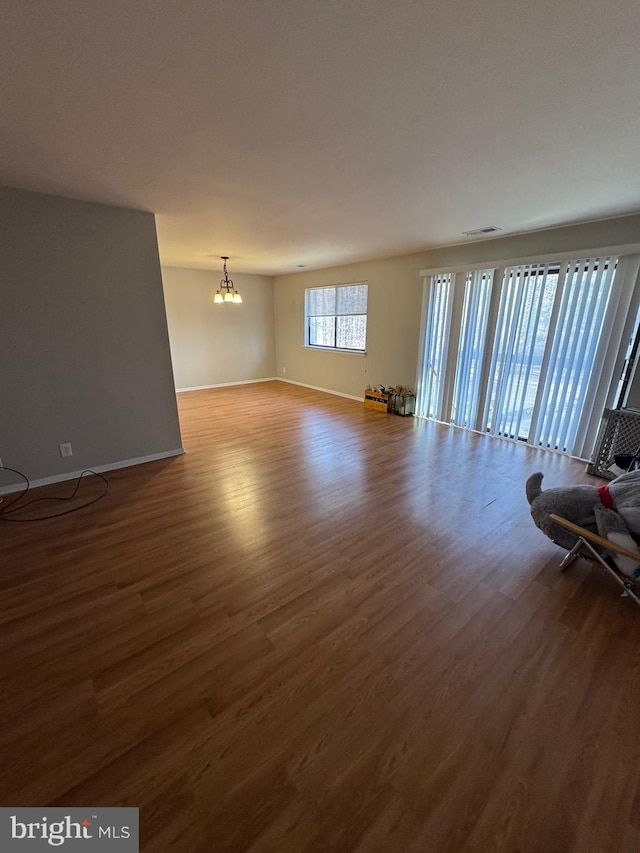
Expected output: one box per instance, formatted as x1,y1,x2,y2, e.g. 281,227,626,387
416,254,638,458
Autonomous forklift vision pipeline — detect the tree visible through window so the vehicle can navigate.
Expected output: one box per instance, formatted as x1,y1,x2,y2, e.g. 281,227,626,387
305,283,368,351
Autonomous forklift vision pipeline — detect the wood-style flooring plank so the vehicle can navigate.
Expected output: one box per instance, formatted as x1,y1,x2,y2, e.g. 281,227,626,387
3,381,640,851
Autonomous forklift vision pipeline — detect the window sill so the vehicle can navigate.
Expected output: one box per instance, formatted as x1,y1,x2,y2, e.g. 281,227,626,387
304,345,367,355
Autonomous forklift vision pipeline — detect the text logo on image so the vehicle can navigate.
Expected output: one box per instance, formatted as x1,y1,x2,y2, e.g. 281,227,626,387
2,808,139,851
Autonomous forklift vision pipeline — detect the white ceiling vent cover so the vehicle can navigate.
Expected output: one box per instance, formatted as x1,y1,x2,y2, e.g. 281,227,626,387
462,226,502,236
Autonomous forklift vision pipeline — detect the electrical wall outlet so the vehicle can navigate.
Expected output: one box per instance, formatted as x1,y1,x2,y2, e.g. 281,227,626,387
282,367,286,374
59,442,73,458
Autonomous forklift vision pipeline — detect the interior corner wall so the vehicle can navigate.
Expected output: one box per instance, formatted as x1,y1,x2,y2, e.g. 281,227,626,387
161,266,276,389
273,255,424,399
273,213,640,400
0,185,183,487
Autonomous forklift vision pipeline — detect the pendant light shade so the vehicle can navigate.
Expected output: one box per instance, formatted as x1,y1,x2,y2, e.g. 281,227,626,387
213,257,242,304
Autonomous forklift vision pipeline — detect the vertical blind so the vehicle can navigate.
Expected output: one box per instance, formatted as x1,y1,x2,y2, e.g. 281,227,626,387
418,273,452,418
452,269,494,429
483,264,558,442
531,258,615,453
416,254,633,458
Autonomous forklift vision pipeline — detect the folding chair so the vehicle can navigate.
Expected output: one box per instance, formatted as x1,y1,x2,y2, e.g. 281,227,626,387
550,512,640,607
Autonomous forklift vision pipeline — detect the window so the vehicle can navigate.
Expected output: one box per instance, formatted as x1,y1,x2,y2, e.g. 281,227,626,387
419,272,453,418
305,283,368,351
419,269,494,427
484,263,560,441
416,255,640,459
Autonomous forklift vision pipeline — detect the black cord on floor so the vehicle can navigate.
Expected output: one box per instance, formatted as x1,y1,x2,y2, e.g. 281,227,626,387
0,466,29,513
0,467,108,522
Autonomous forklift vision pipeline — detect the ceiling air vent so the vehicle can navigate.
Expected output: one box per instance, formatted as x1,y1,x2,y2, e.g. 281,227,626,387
462,226,501,236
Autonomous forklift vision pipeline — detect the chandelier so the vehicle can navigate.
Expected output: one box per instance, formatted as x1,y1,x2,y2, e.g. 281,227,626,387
213,256,242,304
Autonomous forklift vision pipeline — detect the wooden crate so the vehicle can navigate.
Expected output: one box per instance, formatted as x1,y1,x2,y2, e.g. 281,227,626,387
363,390,391,412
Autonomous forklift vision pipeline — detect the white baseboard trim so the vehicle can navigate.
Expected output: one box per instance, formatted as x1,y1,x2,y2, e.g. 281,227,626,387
0,448,185,495
176,377,278,392
275,377,362,402
175,376,361,402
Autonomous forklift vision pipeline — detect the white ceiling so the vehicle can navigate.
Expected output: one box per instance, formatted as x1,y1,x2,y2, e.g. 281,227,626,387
1,0,640,275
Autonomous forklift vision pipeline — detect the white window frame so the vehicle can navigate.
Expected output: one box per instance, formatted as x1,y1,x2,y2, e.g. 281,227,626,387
304,282,368,353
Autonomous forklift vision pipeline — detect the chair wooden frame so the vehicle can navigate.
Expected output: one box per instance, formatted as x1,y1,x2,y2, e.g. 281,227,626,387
550,513,640,607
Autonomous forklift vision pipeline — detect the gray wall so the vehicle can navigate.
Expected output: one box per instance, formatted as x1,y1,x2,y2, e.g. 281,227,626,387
0,186,183,487
274,214,640,399
162,266,275,389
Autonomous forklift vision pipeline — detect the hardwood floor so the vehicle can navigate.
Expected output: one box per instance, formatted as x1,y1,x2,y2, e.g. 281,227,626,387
3,380,640,852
